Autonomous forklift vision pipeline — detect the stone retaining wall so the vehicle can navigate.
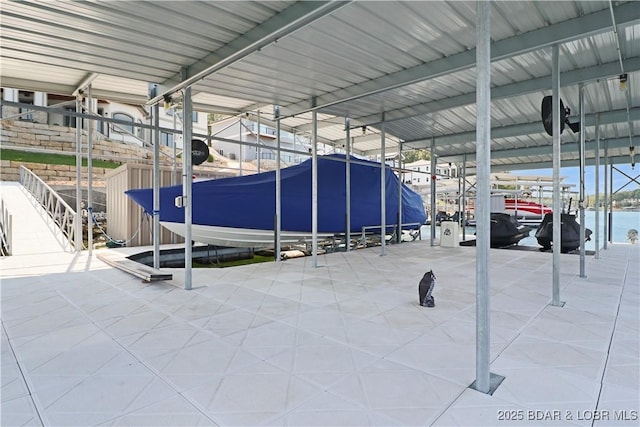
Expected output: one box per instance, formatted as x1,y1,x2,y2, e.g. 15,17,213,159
1,120,239,183
1,119,176,164
0,160,109,183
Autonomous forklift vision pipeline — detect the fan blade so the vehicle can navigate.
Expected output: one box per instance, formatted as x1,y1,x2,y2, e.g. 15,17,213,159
566,121,581,133
541,96,567,136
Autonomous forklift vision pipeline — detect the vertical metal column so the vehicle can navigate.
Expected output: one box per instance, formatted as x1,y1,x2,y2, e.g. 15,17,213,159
86,85,93,256
173,112,178,185
430,138,436,246
462,154,467,241
183,87,193,290
380,119,386,256
312,100,318,268
551,45,563,306
609,159,613,243
257,111,261,173
238,119,243,176
604,140,609,250
171,110,178,245
345,118,351,252
75,95,83,251
595,114,600,259
578,83,586,277
150,84,160,269
397,143,403,244
274,106,281,262
474,0,491,394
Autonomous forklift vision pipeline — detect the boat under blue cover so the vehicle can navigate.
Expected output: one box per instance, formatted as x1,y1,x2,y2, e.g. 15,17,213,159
125,154,427,247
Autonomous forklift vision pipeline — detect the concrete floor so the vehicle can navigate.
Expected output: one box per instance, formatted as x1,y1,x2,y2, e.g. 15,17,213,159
1,182,638,426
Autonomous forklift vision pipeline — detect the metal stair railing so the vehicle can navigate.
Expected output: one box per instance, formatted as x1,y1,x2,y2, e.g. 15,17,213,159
19,165,79,251
0,199,12,256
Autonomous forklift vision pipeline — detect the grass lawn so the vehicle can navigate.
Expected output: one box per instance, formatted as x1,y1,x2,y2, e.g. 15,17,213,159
193,254,274,268
1,148,121,169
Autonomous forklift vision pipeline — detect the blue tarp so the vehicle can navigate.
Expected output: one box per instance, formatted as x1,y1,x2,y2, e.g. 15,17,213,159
125,154,426,233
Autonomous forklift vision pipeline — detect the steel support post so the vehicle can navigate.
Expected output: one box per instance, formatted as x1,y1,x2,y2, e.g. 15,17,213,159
172,111,178,244
257,110,261,173
579,83,586,277
150,84,160,269
380,120,386,256
183,86,193,290
312,101,318,268
275,106,281,262
595,114,600,258
345,118,351,252
604,140,609,249
474,0,492,394
462,154,467,241
173,112,178,185
397,143,403,244
75,95,83,251
86,86,93,256
609,159,613,243
430,137,436,246
239,119,243,176
551,45,563,307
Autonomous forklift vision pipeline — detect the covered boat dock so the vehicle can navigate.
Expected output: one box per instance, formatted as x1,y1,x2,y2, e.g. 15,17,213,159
1,1,639,423
1,189,638,424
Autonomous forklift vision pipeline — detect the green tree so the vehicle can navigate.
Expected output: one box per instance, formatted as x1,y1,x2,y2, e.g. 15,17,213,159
403,149,431,164
207,113,229,124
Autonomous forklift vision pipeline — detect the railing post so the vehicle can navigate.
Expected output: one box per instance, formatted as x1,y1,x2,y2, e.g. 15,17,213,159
17,165,79,252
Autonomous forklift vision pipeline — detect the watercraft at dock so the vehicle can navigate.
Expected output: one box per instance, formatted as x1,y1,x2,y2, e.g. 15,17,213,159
489,212,532,248
125,154,427,248
463,212,532,248
535,212,592,253
504,198,552,225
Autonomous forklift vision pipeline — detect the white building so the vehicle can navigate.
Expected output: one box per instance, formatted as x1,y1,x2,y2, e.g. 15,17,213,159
1,87,209,148
403,159,457,187
209,116,311,167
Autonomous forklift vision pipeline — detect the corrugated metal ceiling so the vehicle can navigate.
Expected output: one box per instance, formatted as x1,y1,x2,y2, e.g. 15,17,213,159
1,0,638,172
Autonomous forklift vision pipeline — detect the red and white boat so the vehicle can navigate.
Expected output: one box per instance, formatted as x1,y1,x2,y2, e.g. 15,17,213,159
504,198,552,226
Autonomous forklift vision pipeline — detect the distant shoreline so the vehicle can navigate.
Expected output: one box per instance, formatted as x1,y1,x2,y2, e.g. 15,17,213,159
586,208,640,212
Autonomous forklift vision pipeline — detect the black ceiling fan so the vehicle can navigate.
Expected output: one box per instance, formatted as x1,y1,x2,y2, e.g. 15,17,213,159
541,95,580,136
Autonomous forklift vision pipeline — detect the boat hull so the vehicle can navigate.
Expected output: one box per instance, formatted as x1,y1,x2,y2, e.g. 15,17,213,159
504,200,552,226
126,155,427,248
161,222,335,248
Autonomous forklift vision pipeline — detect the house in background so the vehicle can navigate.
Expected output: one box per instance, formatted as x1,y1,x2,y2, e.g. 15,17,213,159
1,87,208,148
404,159,457,187
209,115,311,168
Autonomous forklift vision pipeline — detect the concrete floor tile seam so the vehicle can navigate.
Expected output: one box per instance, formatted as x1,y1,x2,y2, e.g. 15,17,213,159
590,255,637,422
0,322,46,426
322,368,469,419
102,377,220,427
46,287,223,424
262,335,383,375
64,268,263,340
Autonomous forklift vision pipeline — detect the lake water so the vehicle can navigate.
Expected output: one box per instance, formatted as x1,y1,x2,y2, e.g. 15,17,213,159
422,210,640,250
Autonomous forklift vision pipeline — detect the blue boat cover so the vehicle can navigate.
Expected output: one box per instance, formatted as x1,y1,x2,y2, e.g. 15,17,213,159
125,154,426,233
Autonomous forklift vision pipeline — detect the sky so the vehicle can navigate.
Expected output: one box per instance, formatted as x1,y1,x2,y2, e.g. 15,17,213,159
519,163,639,197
